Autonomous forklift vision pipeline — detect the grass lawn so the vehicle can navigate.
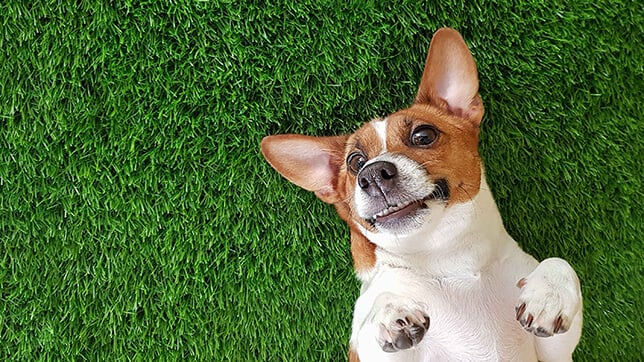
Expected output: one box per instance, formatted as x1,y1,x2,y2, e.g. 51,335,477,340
1,1,642,360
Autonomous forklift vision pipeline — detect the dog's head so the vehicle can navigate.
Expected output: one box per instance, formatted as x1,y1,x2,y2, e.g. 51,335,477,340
261,28,484,272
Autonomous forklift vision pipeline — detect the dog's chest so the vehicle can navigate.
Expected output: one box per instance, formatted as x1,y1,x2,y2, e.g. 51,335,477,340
354,264,536,361
426,274,532,359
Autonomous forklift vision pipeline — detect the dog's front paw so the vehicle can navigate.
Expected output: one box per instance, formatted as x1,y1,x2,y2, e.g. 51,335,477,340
515,258,582,337
373,301,430,352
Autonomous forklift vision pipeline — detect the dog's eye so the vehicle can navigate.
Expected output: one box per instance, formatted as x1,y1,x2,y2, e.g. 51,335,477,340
347,152,367,174
410,125,439,147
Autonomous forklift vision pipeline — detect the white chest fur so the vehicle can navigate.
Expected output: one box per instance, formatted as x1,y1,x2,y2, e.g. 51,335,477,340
351,259,540,361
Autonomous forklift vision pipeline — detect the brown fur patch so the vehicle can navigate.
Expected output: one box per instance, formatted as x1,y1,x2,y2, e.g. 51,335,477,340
348,226,377,274
332,183,377,273
385,104,481,204
348,346,360,362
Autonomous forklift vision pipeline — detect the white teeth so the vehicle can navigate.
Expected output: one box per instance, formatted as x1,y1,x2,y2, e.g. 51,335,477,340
374,200,417,219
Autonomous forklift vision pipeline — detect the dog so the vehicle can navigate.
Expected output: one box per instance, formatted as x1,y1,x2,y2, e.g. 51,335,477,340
260,28,583,361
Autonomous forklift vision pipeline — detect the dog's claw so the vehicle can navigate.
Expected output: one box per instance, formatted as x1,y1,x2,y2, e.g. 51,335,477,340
518,310,568,337
553,315,563,333
515,303,526,321
553,315,568,334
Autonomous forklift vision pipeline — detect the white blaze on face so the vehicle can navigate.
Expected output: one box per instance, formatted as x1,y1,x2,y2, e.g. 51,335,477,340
370,118,388,154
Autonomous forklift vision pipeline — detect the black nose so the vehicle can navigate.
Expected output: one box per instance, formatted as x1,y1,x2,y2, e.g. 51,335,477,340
358,161,398,196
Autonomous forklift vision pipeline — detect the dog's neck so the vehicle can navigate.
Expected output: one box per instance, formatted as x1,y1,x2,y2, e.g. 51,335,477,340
358,174,514,281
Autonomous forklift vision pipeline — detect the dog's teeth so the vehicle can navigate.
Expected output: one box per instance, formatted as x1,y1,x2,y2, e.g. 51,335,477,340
373,201,417,220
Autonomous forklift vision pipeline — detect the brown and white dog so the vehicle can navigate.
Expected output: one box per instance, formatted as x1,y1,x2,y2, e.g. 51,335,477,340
261,28,582,361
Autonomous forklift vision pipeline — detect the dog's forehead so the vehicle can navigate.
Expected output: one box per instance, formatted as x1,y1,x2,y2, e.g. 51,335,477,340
388,106,462,133
347,118,388,156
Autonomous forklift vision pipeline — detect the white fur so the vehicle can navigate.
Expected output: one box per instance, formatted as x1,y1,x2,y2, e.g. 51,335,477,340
371,118,388,153
350,172,583,361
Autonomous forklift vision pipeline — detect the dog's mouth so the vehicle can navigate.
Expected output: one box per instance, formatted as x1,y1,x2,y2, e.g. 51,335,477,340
365,179,449,226
368,198,428,224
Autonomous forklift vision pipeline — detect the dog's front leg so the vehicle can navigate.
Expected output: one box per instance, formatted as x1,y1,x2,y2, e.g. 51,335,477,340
351,292,430,361
515,257,583,362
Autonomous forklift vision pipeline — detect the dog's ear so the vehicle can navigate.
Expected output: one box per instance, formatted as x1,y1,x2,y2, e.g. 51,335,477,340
260,134,348,204
415,28,484,125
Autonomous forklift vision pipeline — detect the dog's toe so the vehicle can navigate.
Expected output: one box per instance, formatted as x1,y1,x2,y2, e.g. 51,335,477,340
376,305,430,352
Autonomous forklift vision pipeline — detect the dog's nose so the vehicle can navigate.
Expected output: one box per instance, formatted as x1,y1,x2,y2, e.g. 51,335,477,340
358,161,398,196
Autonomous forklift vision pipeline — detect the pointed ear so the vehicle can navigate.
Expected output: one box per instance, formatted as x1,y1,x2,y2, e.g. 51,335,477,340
415,28,484,125
260,134,348,204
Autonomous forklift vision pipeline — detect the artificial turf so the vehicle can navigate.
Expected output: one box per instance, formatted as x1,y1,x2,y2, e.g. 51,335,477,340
1,0,642,360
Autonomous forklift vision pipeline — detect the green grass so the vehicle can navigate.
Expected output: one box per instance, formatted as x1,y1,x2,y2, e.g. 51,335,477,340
1,0,642,360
